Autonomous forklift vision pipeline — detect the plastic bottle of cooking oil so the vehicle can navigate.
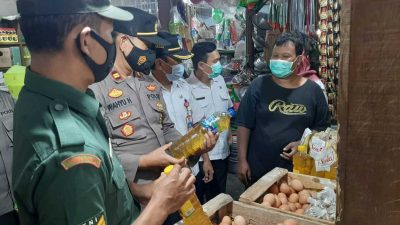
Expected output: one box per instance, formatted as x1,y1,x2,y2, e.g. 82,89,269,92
167,109,235,159
324,163,338,180
164,165,212,225
293,145,313,175
310,163,326,178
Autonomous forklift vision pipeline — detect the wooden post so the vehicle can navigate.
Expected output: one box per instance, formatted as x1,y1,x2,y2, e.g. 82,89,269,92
338,0,400,224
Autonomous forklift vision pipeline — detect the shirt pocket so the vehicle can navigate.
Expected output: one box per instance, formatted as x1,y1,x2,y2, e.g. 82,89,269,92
107,106,146,146
192,89,208,108
215,89,231,112
2,115,13,146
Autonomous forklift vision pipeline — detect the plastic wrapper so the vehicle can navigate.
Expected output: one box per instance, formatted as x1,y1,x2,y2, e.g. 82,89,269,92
305,181,336,221
169,6,188,37
207,0,240,17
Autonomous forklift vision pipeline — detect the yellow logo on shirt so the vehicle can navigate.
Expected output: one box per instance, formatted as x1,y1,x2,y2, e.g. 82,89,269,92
268,100,307,115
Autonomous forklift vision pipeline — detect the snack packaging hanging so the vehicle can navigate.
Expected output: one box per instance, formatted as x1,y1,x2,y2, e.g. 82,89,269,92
169,6,187,37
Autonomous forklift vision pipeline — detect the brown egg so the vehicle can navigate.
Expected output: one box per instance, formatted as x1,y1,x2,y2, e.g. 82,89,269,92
279,204,290,211
268,184,280,194
280,183,291,196
277,193,286,199
295,209,305,215
221,216,232,225
289,193,299,203
298,190,310,196
280,197,288,204
283,219,300,225
299,192,310,204
288,202,297,212
277,223,284,225
290,179,304,192
295,202,302,209
261,201,272,207
302,204,310,210
263,193,276,205
274,195,282,208
233,215,246,225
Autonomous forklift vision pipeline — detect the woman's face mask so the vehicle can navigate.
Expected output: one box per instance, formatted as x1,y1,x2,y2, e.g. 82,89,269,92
124,37,156,72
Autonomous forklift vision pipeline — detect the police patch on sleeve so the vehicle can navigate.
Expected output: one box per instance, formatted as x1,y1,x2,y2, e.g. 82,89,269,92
79,211,106,225
61,154,101,170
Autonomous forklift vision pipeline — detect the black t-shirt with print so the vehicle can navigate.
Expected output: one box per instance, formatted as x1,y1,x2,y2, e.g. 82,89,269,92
235,75,329,181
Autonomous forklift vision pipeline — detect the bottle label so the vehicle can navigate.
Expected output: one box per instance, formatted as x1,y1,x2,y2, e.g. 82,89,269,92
181,200,195,217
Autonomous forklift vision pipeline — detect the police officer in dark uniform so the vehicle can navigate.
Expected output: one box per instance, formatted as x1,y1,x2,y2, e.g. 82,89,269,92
13,1,196,225
0,89,19,225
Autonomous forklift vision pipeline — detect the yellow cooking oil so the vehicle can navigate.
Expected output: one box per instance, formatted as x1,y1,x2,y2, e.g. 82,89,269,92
164,165,213,225
168,112,232,159
324,162,338,180
293,145,313,175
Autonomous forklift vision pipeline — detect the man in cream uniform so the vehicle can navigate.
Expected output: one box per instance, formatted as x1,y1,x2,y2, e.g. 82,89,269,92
187,42,233,204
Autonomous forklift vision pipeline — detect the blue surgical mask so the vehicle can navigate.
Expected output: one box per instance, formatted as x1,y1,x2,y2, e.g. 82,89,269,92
269,59,295,79
208,61,223,79
166,64,185,81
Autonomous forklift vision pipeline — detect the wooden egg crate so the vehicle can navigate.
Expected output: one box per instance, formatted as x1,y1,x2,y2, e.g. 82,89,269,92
239,167,337,225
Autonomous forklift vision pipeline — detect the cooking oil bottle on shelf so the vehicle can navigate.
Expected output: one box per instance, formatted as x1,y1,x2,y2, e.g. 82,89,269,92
164,165,212,225
168,109,235,159
293,145,313,175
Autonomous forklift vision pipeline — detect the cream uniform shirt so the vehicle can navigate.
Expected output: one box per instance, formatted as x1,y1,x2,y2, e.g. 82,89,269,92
186,73,233,161
157,78,202,175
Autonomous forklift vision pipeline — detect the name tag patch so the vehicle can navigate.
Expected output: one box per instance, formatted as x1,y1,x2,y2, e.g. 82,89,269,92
61,154,101,170
79,211,105,225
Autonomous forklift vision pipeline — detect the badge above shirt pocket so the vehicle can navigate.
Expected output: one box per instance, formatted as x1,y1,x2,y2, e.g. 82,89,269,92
192,89,208,108
107,107,146,143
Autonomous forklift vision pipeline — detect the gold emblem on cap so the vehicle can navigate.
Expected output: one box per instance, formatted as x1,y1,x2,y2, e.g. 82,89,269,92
138,56,147,66
155,23,158,32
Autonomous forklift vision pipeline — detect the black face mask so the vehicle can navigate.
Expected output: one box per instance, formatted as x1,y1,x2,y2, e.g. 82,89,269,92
76,31,116,83
124,38,156,73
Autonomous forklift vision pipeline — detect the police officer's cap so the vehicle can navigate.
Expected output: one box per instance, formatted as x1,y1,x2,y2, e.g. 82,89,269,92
114,7,170,47
17,0,133,21
155,32,193,61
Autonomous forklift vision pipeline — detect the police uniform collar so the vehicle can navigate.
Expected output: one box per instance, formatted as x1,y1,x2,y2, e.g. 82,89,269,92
24,69,100,118
110,69,127,83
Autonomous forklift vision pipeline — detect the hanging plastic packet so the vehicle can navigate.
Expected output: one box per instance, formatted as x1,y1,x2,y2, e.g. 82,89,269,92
169,6,187,37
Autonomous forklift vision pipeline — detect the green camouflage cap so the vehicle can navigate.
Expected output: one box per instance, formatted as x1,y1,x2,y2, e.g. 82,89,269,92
17,0,133,21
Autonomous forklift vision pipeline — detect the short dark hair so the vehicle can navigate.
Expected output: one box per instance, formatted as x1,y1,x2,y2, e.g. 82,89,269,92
20,13,101,53
275,32,304,56
191,42,216,70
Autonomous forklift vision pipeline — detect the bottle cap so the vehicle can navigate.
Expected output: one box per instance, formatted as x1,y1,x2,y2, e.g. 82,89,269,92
164,165,174,175
298,145,307,153
228,107,236,118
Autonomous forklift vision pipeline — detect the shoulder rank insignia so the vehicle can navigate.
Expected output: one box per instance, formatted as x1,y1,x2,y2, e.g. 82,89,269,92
112,72,122,80
156,101,164,111
119,111,132,120
121,124,135,137
108,88,123,98
61,154,101,170
138,56,147,66
146,84,157,92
